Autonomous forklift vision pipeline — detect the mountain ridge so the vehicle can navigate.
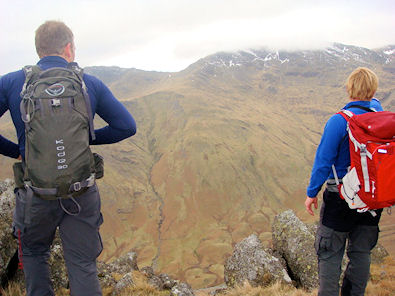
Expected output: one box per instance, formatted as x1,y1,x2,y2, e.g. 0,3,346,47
85,43,394,84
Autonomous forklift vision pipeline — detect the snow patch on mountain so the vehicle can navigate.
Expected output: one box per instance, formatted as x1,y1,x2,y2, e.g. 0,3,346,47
197,43,393,74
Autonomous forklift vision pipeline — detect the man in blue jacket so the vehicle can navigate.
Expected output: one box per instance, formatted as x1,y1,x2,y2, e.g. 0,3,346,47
305,67,382,296
0,20,136,295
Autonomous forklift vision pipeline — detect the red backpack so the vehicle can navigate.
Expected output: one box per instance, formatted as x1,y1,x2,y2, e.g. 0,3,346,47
333,108,395,213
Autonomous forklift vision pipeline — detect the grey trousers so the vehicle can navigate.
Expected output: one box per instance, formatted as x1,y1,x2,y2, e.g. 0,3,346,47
13,185,103,296
315,223,379,296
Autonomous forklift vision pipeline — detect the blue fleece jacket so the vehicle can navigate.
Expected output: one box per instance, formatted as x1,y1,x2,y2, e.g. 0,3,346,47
0,56,136,159
306,99,383,198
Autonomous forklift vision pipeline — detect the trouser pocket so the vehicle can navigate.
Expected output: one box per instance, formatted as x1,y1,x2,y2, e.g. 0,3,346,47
60,186,104,261
315,224,347,260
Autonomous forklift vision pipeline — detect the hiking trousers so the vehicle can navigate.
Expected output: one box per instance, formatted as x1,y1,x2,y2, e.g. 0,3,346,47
315,223,379,296
13,184,103,296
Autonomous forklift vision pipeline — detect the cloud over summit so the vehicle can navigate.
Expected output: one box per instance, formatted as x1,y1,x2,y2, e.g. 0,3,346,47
1,0,394,73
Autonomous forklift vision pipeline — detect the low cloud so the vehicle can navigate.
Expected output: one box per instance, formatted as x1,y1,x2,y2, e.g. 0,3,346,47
1,0,394,73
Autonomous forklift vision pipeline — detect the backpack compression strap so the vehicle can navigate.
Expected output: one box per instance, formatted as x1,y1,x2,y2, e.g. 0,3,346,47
19,66,43,130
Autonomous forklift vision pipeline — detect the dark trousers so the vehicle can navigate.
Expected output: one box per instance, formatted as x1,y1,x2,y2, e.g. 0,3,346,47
315,190,380,296
13,185,103,296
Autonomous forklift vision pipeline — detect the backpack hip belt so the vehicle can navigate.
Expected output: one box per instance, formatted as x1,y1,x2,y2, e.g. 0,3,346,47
24,173,95,199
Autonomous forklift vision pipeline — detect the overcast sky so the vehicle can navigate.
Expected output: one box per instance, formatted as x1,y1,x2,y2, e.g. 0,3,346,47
1,0,394,74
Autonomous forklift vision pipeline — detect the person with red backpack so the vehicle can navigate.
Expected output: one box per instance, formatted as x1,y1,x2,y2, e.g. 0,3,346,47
305,67,384,296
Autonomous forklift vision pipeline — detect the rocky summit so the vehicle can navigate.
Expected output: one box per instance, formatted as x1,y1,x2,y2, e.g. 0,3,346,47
1,179,389,294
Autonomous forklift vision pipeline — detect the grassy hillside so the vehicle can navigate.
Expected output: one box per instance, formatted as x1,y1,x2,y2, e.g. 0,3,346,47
88,46,395,287
1,44,394,288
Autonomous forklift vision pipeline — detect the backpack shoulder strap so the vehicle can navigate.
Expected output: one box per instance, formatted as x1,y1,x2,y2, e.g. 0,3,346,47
67,62,96,141
337,109,354,121
20,65,41,97
347,105,376,113
20,66,42,124
333,104,376,179
334,109,354,161
337,104,376,122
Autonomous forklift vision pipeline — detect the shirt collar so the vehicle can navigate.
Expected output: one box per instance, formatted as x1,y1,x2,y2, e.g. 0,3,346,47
343,100,371,109
37,56,69,70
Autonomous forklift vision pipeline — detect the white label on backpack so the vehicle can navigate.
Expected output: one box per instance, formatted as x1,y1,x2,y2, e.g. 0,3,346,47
56,139,68,170
378,149,387,154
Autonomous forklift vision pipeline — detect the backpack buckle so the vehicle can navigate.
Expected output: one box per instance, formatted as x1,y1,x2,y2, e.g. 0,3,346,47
51,99,61,106
73,182,81,192
86,174,95,187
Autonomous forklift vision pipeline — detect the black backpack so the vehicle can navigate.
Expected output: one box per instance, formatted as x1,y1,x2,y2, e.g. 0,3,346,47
17,63,102,199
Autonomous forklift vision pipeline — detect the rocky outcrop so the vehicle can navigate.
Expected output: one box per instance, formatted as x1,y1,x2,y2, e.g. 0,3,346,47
0,179,390,295
108,251,139,273
97,251,140,289
224,234,292,288
0,179,18,287
272,210,318,290
170,282,195,296
270,210,389,291
111,272,134,296
141,266,177,290
49,236,68,289
371,242,390,264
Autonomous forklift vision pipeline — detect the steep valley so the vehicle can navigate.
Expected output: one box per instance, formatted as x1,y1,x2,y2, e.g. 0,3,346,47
1,43,394,288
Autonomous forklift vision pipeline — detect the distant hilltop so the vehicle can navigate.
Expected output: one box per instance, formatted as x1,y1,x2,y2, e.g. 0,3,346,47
86,43,395,80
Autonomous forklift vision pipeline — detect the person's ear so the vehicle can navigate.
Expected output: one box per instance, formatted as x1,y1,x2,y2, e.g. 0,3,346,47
63,42,75,62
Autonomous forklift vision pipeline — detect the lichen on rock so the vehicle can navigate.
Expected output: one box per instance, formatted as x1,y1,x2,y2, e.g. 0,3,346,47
272,209,318,290
224,234,292,288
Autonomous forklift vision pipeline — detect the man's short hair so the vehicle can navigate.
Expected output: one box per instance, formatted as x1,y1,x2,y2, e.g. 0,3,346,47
346,67,378,101
35,20,74,58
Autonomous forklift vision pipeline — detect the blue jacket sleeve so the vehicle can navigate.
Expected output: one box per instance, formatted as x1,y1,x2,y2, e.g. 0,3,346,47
0,134,20,158
306,114,346,197
87,76,136,145
0,76,20,158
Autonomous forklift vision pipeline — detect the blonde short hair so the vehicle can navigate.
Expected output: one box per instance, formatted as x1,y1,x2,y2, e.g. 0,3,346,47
35,20,74,58
346,67,378,101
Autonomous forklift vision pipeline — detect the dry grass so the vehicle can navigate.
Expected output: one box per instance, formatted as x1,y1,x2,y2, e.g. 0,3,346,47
199,282,317,296
365,256,395,296
113,271,169,296
116,284,170,296
0,281,24,296
197,257,395,296
2,258,394,296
